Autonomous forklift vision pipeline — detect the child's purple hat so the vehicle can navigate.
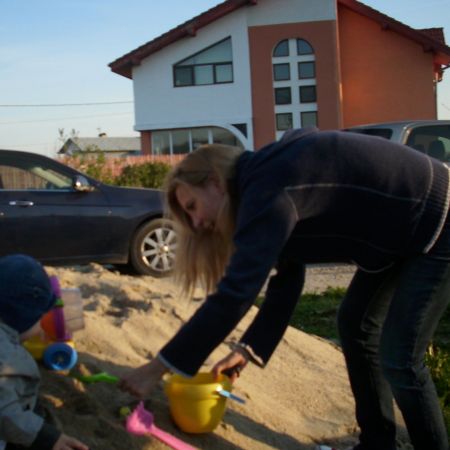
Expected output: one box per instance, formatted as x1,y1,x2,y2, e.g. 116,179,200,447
0,254,57,333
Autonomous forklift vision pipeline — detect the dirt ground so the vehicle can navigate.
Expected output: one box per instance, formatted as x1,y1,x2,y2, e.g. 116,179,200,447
37,263,411,450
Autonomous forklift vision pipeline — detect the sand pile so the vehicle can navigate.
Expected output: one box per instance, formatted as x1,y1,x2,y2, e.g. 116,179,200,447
35,263,381,449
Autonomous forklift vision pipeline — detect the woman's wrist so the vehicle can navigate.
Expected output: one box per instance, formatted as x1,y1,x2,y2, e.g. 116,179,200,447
149,357,170,377
233,342,265,367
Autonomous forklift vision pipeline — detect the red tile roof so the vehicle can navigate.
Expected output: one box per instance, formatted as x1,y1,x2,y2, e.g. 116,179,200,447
109,0,450,79
419,28,446,45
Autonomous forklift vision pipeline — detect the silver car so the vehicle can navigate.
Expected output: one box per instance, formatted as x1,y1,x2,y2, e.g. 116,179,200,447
345,120,450,162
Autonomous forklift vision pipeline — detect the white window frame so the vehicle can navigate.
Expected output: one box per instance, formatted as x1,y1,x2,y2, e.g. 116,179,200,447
272,39,318,140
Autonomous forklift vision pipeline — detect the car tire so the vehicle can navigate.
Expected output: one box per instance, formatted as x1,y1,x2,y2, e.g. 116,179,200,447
129,218,176,277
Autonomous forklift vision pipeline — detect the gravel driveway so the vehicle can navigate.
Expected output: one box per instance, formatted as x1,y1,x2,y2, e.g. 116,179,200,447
303,263,356,293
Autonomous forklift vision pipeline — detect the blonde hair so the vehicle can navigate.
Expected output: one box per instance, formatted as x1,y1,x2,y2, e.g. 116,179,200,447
164,144,244,296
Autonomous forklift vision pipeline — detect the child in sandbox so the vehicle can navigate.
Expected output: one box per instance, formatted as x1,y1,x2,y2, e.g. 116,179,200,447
0,254,88,450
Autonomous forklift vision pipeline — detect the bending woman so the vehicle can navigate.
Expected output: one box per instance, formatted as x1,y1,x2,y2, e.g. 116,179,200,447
119,127,450,450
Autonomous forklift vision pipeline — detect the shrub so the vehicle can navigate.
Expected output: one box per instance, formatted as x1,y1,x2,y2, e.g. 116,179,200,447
63,152,115,185
115,161,171,189
62,155,171,189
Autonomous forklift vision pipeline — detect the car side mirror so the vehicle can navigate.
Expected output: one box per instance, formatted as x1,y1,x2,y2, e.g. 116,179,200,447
73,175,95,192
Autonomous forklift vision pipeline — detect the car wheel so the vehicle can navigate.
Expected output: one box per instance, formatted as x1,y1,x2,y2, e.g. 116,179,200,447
129,218,177,277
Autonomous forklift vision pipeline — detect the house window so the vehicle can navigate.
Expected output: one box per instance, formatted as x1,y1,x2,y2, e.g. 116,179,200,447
298,61,315,79
297,39,313,55
275,87,291,105
276,113,293,131
301,111,318,127
273,39,289,57
152,126,243,155
273,63,290,81
194,65,214,85
172,129,190,154
174,66,193,86
232,123,248,137
211,127,240,146
215,64,233,83
272,38,318,139
191,128,209,150
299,85,317,103
173,37,233,87
152,130,171,155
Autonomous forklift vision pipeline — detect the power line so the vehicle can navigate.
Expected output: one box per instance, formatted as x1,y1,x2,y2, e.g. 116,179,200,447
4,141,57,149
0,111,134,125
0,101,133,107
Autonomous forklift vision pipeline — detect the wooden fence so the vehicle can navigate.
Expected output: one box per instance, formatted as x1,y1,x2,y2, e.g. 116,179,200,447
59,153,186,177
0,154,187,189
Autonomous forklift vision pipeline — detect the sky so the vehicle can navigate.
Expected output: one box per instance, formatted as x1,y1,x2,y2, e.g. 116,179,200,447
1,0,450,157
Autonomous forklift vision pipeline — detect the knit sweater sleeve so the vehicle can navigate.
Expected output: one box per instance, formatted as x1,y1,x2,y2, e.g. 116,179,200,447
239,258,305,366
159,188,298,376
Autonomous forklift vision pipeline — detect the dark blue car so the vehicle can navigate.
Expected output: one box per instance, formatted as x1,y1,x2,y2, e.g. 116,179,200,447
0,149,176,276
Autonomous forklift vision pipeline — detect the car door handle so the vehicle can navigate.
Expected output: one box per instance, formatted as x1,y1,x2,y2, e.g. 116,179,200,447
9,200,34,207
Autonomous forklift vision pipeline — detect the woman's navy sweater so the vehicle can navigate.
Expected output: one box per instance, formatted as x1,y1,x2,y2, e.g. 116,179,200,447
159,128,450,376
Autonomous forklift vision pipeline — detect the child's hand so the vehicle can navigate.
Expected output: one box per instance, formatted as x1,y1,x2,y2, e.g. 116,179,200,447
52,433,89,450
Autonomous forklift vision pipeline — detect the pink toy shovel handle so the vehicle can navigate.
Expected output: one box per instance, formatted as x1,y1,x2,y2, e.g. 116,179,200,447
126,401,197,450
150,425,197,450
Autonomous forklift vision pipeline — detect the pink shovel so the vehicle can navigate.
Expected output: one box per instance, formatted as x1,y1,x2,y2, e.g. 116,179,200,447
126,401,197,450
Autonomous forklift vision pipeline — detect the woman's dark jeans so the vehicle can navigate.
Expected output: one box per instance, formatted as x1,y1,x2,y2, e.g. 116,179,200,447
338,217,450,450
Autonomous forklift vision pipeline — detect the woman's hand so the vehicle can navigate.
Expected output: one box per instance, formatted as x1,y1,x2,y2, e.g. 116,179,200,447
52,434,89,450
212,348,249,383
118,358,168,398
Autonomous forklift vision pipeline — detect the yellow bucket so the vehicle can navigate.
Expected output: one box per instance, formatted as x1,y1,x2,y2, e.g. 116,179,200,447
164,372,232,433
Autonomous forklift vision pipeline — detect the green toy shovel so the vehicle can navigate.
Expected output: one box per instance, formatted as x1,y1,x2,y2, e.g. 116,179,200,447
72,371,119,384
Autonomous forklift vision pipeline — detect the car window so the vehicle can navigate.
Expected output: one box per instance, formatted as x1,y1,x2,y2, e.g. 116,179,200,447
344,128,393,139
406,125,450,162
0,160,72,190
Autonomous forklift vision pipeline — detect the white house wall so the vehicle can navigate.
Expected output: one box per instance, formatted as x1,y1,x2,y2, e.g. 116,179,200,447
246,0,336,26
133,8,253,147
132,0,337,150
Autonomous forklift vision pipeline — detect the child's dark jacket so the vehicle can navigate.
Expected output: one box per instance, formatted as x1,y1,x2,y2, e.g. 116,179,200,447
159,128,450,375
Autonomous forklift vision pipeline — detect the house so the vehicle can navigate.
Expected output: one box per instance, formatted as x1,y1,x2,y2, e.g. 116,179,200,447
58,134,141,157
109,0,450,154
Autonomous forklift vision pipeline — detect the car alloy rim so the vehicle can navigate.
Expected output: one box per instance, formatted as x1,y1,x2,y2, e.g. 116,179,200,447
142,225,176,273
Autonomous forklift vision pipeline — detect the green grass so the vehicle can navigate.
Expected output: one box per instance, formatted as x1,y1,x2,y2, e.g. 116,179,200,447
289,287,344,341
257,286,450,437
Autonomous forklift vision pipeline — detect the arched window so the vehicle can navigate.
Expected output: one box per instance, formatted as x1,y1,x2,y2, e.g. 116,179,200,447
272,38,318,138
297,39,313,55
273,39,289,57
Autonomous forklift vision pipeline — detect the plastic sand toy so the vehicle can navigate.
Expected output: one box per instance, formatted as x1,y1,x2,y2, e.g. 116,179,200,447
23,276,84,371
126,401,196,450
216,386,246,404
164,372,242,433
72,371,119,384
